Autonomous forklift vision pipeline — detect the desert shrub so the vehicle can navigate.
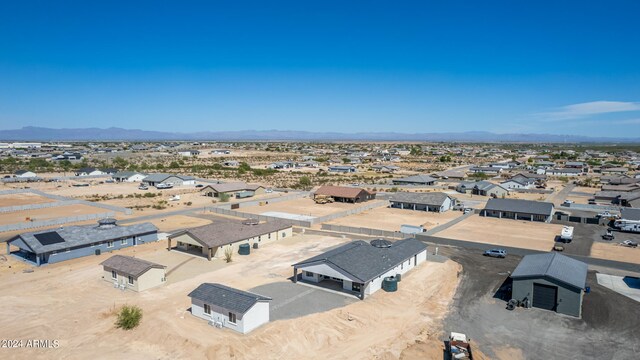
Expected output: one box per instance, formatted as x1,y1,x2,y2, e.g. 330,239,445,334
115,305,142,330
224,246,233,263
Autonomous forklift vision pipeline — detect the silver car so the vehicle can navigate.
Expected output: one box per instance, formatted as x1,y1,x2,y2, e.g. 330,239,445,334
483,249,507,258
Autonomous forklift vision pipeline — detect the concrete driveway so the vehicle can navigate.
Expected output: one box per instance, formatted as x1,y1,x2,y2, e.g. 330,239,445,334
596,273,640,302
250,281,357,321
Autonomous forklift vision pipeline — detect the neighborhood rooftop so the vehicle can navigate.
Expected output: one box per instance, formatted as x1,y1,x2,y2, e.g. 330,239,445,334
188,283,271,314
100,255,166,277
389,192,450,206
483,198,554,216
293,238,426,283
172,220,292,248
511,253,588,289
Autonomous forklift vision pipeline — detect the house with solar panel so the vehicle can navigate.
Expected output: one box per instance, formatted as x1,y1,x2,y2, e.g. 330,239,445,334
188,283,272,334
6,219,158,266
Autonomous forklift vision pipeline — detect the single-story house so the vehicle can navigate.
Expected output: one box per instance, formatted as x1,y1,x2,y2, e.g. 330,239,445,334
389,192,454,212
101,255,166,292
481,198,554,222
188,283,271,334
14,170,37,178
141,173,196,186
392,174,437,186
200,182,265,198
292,238,427,299
546,168,582,176
371,165,400,173
268,161,294,169
7,219,158,266
313,186,376,203
456,181,509,198
469,166,502,175
511,253,587,317
222,160,240,167
211,149,231,155
112,171,147,182
594,190,640,207
600,167,629,175
178,150,200,157
501,178,532,190
167,220,293,261
75,167,106,176
328,165,357,173
565,162,588,171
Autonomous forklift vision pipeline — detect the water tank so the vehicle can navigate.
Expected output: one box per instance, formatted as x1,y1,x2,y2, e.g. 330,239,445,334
382,276,398,292
95,249,101,256
253,242,259,249
238,243,251,255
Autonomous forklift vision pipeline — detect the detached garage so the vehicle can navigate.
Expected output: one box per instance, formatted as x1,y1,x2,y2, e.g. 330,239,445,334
510,253,588,318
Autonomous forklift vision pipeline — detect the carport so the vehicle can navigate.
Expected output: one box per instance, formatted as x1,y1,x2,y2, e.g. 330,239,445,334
510,253,588,317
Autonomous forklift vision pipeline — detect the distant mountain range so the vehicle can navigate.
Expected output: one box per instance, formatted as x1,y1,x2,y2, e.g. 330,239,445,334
1,126,639,143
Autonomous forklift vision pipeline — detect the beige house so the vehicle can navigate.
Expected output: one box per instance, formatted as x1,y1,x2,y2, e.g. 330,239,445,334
201,182,265,198
100,255,166,292
168,220,293,261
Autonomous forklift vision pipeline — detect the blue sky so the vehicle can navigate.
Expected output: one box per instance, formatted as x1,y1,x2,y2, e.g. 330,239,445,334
1,1,639,136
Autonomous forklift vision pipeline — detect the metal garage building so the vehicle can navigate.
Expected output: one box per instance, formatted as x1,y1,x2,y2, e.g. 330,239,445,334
481,198,554,222
511,253,588,317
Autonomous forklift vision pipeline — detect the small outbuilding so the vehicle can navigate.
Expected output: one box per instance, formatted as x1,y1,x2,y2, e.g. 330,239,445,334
481,198,554,222
188,283,271,334
100,255,166,292
14,170,37,178
389,192,454,212
313,185,375,203
391,174,437,186
511,253,588,317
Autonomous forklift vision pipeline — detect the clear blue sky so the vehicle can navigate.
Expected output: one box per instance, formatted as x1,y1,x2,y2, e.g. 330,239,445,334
1,1,639,136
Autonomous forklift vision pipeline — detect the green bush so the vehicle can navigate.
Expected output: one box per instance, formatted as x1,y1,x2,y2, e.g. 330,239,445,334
115,305,142,330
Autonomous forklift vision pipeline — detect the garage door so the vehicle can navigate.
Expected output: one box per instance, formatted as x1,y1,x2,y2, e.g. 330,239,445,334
533,283,557,311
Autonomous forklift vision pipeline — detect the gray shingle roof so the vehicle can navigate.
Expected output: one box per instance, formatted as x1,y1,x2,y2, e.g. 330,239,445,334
201,182,262,193
511,253,587,289
113,171,146,178
484,198,554,216
293,238,427,283
188,283,271,314
392,174,437,184
170,220,292,248
142,173,195,183
100,255,165,277
10,221,158,254
389,192,451,207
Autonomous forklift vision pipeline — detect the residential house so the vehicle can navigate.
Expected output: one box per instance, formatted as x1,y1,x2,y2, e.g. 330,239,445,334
328,165,357,173
141,173,196,187
14,170,37,178
481,198,554,222
389,192,454,212
200,182,265,198
391,174,437,186
101,255,166,292
456,181,509,198
313,186,375,203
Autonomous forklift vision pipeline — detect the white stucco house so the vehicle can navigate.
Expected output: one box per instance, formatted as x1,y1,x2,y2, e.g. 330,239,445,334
188,283,271,334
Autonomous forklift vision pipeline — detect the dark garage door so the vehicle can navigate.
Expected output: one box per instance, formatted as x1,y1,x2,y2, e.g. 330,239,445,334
533,283,557,311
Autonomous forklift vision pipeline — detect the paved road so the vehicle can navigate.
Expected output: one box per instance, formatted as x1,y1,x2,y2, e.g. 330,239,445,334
424,211,473,235
546,183,575,206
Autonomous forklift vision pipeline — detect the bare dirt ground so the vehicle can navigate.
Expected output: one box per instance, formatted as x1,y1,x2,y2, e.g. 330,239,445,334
0,234,461,360
590,242,640,264
0,204,108,225
435,215,564,251
325,207,463,231
0,193,55,207
126,215,212,233
507,192,549,201
241,197,361,218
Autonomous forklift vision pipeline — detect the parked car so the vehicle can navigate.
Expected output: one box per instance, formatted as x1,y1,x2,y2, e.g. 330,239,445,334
602,230,615,241
138,185,149,190
553,243,565,251
195,184,204,188
463,208,473,214
620,240,638,248
563,200,574,205
483,249,507,258
597,211,614,218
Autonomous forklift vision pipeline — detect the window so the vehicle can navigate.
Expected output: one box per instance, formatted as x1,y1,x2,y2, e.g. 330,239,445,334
268,233,271,239
204,304,211,315
281,232,286,238
120,239,127,245
107,241,114,248
305,271,313,277
111,270,117,279
128,275,134,285
228,312,237,324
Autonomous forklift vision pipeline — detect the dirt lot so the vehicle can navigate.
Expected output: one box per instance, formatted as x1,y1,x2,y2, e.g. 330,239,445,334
0,233,461,360
435,215,564,251
325,207,463,231
241,197,367,218
439,246,640,360
0,204,108,226
591,242,640,264
0,193,55,207
125,215,212,233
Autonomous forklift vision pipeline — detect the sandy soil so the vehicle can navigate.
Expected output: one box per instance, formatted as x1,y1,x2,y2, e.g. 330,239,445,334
0,234,461,360
241,197,365,218
565,194,592,204
0,193,55,207
435,215,564,251
326,207,463,232
590,242,640,264
0,204,108,225
508,192,549,201
126,215,212,233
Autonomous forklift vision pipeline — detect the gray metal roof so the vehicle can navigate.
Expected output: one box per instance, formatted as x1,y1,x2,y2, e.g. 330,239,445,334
142,173,195,183
113,171,146,178
549,168,582,174
10,221,158,254
392,174,437,184
484,198,554,216
389,192,451,207
511,253,587,289
621,208,640,221
293,238,427,283
170,220,292,248
201,182,262,193
100,255,165,277
188,283,271,314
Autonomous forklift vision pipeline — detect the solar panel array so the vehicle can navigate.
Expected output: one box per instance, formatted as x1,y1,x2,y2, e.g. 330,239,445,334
33,232,66,246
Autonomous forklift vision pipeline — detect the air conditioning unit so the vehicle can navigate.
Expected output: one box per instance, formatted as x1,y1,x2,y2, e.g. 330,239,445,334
214,322,223,329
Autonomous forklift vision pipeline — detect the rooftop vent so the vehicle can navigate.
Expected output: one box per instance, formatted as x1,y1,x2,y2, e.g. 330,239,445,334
242,218,260,226
97,218,118,229
370,239,393,248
